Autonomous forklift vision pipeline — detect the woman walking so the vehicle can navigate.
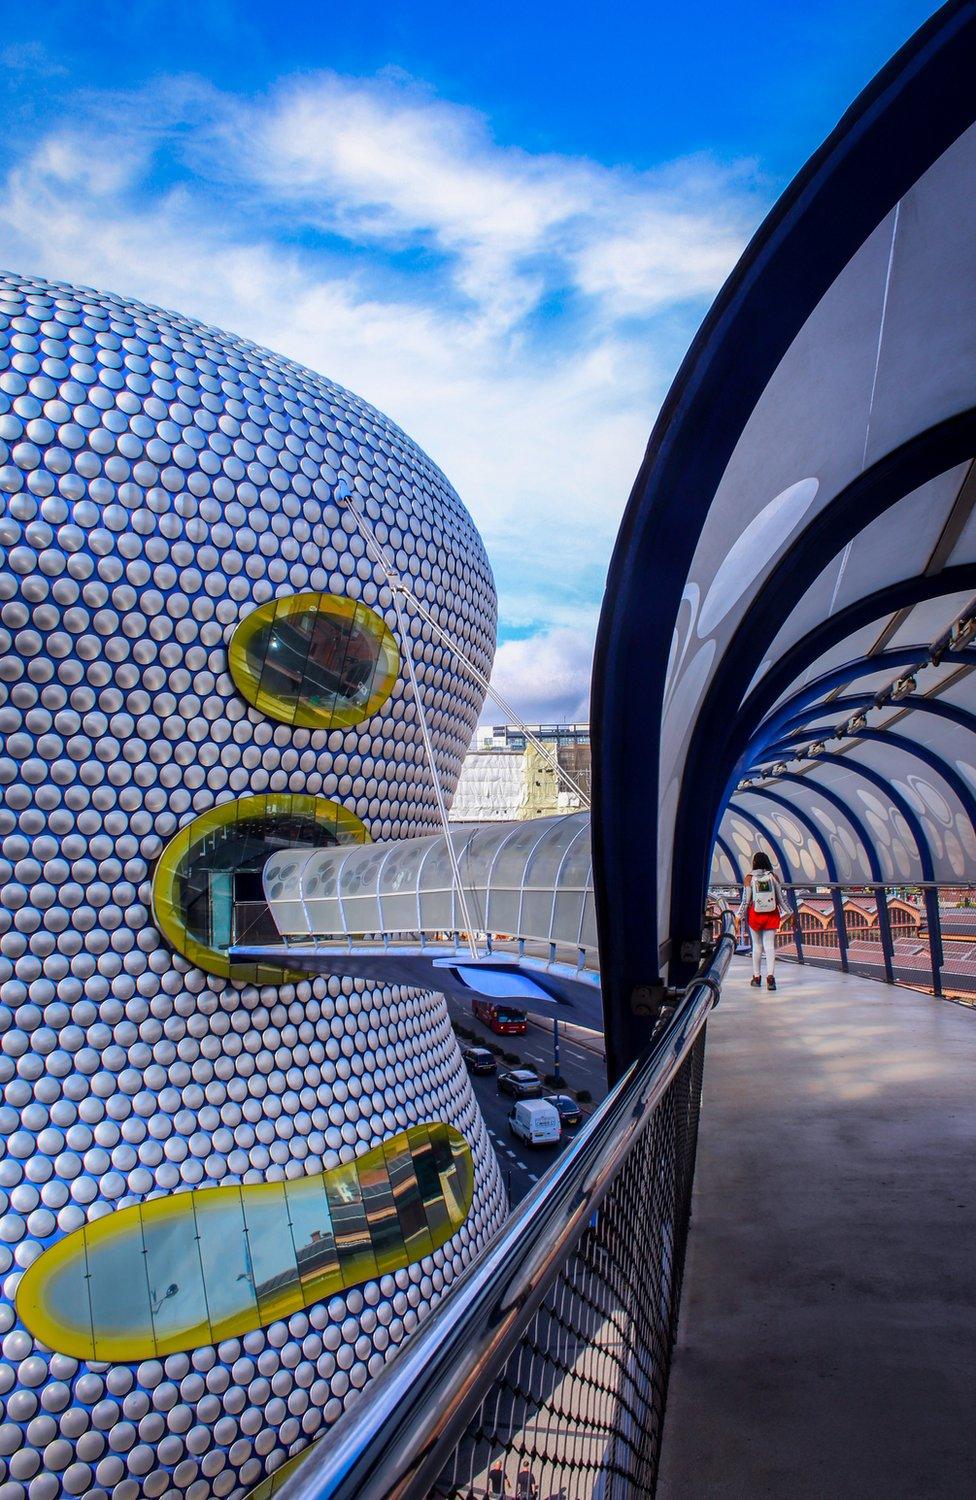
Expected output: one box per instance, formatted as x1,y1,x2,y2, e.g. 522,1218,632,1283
735,852,788,990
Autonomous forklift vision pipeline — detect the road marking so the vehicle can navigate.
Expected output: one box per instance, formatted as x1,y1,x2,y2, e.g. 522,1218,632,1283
528,1173,539,1183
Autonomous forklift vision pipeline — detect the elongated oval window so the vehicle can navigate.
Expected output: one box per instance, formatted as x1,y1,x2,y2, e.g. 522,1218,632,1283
17,1123,473,1363
229,593,399,730
151,793,368,981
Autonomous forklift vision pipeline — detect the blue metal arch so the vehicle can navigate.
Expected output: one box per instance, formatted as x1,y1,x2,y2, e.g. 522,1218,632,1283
755,726,976,837
736,647,976,787
714,834,740,884
592,3,976,1070
775,692,976,743
736,561,976,738
668,407,976,999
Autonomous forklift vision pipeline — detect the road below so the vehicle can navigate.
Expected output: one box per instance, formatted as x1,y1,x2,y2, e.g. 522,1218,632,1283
445,995,607,1206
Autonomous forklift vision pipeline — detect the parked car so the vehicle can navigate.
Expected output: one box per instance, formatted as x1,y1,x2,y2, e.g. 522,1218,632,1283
461,1045,496,1075
508,1098,561,1147
544,1093,583,1128
497,1068,543,1100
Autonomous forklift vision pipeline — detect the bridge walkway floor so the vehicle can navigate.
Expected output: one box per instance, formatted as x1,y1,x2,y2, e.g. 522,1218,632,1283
658,958,976,1499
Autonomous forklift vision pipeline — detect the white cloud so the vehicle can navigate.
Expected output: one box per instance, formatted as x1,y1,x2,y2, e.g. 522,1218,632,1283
0,68,766,726
486,627,594,726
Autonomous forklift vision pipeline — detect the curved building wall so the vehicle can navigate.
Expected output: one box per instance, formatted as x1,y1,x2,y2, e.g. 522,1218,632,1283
0,270,506,1498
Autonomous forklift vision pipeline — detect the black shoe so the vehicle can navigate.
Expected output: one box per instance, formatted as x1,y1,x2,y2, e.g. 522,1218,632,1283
750,976,761,987
767,977,777,991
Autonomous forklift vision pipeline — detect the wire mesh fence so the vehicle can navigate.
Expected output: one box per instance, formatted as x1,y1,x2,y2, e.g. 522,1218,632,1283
271,932,733,1500
427,1033,706,1500
712,882,976,1005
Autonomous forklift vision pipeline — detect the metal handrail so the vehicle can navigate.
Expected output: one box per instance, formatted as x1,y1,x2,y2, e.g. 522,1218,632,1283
275,916,735,1500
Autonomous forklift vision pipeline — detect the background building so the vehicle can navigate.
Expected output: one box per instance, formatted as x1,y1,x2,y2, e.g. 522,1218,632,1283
451,724,591,822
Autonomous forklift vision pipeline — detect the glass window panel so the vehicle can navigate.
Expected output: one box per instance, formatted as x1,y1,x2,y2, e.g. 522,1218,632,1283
194,1186,258,1340
379,842,427,896
85,1213,154,1359
523,821,576,889
338,892,384,934
357,1153,403,1273
304,897,345,938
409,1126,451,1240
38,1242,95,1361
284,1175,343,1306
580,891,598,951
141,1201,210,1354
242,1183,300,1324
415,886,453,932
382,1135,434,1260
492,821,551,889
553,890,587,950
380,890,423,933
325,1161,378,1284
485,888,520,935
427,1123,466,1224
521,890,555,944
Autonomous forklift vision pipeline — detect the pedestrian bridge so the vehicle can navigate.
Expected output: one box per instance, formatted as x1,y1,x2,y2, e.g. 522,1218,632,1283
659,959,976,1498
256,8,976,1497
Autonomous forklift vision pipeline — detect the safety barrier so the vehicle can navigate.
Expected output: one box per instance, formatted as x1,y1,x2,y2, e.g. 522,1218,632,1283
264,919,735,1499
716,883,976,1004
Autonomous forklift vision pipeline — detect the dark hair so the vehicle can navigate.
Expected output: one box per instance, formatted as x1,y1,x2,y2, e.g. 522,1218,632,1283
752,851,773,872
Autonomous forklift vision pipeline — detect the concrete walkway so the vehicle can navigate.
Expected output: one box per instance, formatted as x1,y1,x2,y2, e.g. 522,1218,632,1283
658,959,976,1499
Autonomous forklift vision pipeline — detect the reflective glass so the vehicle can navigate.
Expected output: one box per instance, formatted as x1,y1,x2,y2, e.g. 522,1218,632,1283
410,1125,451,1239
34,1244,95,1361
85,1214,154,1359
284,1174,342,1306
229,593,399,731
151,793,368,980
195,1186,258,1339
325,1161,378,1283
142,1203,210,1354
357,1153,402,1273
242,1183,299,1323
382,1135,434,1259
17,1125,473,1359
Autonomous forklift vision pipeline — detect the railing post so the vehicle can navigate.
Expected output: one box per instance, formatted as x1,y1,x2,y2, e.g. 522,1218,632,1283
923,886,944,997
875,885,895,985
787,886,804,964
832,888,849,972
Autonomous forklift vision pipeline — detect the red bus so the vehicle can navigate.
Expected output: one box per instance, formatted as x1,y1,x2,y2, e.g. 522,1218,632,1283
471,1000,527,1035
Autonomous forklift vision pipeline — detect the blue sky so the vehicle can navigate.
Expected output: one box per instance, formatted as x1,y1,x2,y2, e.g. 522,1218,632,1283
0,0,937,722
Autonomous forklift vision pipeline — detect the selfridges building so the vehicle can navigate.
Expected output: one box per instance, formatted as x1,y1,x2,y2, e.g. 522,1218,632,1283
0,270,506,1499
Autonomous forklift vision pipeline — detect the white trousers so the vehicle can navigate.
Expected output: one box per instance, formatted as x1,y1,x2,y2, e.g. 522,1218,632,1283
750,926,777,978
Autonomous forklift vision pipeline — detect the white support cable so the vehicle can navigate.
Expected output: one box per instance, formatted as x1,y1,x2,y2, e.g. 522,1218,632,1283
391,584,481,961
336,482,590,808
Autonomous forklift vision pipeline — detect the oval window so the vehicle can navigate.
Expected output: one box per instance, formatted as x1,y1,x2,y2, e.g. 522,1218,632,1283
151,793,368,981
17,1122,473,1362
229,593,399,730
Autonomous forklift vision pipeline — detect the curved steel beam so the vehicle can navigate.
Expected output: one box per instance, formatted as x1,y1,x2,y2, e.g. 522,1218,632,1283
737,561,976,736
737,647,976,778
723,805,795,882
775,691,976,743
752,727,976,852
669,408,976,992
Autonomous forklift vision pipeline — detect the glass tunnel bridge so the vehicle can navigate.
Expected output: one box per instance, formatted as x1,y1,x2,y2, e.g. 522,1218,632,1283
241,8,976,1497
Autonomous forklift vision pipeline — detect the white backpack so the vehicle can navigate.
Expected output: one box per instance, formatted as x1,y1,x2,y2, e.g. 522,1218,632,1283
751,872,777,914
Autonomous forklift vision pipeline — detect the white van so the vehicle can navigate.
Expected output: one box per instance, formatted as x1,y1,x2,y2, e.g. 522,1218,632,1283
509,1098,561,1147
